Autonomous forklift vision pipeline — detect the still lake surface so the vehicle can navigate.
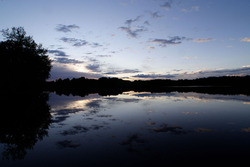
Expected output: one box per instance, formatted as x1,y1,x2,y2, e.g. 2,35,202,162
1,91,250,166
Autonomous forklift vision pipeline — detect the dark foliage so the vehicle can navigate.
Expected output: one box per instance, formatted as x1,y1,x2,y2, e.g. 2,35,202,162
46,77,133,96
46,76,250,96
0,27,52,91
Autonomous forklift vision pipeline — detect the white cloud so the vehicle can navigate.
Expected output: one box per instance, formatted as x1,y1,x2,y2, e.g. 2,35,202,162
182,56,197,60
242,65,250,68
193,38,215,43
49,63,103,80
148,46,155,50
241,37,250,42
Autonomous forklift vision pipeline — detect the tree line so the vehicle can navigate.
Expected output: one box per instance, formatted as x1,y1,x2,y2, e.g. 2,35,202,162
46,76,250,96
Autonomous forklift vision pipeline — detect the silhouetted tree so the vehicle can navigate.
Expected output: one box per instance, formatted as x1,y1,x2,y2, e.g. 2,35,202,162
0,27,52,91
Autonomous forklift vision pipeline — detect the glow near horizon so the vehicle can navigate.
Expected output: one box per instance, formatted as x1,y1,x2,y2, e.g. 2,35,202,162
0,0,250,80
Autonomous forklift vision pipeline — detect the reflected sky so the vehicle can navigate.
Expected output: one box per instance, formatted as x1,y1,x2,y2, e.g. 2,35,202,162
1,92,250,166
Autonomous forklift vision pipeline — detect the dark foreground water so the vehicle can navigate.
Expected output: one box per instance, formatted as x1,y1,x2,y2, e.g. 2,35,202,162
1,91,250,166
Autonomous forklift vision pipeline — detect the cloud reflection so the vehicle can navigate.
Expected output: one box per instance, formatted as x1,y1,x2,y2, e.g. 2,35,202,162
121,134,146,153
195,128,213,133
130,92,250,104
56,140,81,149
241,128,250,132
152,124,186,134
61,125,89,136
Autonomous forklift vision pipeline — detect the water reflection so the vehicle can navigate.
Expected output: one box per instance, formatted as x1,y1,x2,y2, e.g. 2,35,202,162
131,91,250,104
1,91,250,165
56,140,81,149
0,92,51,160
152,124,186,134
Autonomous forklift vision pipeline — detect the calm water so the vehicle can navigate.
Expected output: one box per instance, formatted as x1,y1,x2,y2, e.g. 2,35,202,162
1,91,250,166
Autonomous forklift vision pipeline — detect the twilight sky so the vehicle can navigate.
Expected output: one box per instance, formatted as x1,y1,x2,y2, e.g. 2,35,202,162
1,0,250,80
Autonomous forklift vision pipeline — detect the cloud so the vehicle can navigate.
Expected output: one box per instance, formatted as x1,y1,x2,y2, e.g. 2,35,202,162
132,73,176,79
175,66,250,79
54,57,84,64
48,50,68,57
91,42,103,47
193,38,215,43
105,69,141,75
241,37,250,42
121,69,141,73
151,36,187,47
96,54,112,58
181,6,199,13
84,54,140,75
86,64,101,72
60,37,103,48
83,56,102,72
119,16,147,38
55,24,80,33
60,37,88,47
182,56,197,60
150,11,164,18
125,16,141,26
131,66,250,80
144,21,150,26
148,46,155,50
83,56,99,63
243,65,250,68
120,26,146,38
49,63,104,80
160,0,173,10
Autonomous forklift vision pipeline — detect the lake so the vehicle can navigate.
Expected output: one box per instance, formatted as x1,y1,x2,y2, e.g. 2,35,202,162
1,91,250,166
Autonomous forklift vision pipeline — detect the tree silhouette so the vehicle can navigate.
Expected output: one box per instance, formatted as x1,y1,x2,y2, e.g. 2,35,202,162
0,27,52,91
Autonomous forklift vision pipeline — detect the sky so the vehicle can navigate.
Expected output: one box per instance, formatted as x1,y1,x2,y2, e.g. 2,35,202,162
1,0,250,80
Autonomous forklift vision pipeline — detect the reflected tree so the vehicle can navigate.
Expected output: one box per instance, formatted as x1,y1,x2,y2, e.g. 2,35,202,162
0,92,51,160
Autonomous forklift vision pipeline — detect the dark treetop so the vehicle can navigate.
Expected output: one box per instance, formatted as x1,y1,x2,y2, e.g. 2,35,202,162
0,27,52,91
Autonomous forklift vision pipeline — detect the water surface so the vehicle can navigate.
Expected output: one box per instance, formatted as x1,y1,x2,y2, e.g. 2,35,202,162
1,91,250,166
